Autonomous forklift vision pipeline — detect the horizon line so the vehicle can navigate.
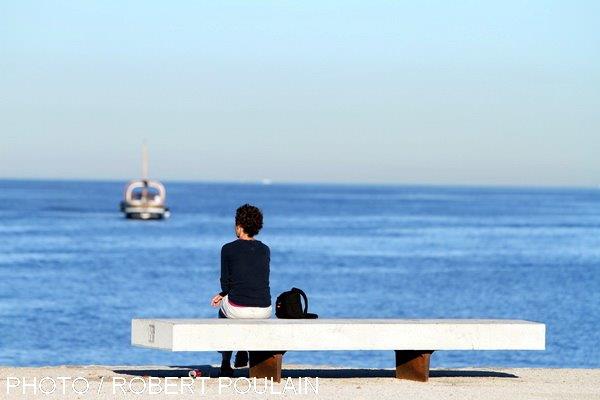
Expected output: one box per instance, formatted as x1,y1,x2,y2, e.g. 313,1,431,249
0,176,597,191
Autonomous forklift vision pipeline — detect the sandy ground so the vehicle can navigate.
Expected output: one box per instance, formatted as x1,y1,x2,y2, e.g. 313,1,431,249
1,365,599,400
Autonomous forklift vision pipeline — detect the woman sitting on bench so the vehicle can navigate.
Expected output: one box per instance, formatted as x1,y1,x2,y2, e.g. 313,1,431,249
210,204,272,377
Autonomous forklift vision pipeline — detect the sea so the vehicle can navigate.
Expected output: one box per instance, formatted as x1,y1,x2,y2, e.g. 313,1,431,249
1,180,599,369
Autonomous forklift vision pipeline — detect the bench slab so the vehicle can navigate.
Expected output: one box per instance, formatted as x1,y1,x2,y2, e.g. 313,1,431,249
131,319,545,352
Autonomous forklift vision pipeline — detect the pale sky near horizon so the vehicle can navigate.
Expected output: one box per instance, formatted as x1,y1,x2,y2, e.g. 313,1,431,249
1,1,599,186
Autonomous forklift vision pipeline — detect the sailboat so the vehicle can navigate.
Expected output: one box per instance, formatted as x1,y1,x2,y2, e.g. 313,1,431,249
119,144,170,220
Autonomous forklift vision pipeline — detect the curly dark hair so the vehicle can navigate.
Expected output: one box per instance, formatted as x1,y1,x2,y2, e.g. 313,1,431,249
235,204,263,237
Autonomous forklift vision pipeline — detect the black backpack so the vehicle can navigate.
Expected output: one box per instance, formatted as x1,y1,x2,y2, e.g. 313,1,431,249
275,287,318,319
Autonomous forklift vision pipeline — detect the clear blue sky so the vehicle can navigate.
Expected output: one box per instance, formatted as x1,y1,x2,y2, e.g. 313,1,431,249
1,1,599,186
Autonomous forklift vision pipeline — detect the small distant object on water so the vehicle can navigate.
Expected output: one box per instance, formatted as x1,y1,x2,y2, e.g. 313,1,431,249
261,178,272,185
120,143,170,220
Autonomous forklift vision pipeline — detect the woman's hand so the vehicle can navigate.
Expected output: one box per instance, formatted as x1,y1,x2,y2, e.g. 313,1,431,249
211,294,224,307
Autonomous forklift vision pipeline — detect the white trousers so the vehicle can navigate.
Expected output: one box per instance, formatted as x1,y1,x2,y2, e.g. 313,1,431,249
220,295,272,319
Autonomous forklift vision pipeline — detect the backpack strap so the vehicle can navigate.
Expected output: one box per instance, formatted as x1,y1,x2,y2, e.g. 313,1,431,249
291,287,308,315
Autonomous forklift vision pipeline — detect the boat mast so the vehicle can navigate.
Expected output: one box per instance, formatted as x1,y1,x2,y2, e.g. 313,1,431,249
142,142,149,181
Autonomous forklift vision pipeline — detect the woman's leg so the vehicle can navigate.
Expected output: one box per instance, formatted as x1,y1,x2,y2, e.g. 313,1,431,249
222,305,248,367
234,350,248,367
218,309,234,376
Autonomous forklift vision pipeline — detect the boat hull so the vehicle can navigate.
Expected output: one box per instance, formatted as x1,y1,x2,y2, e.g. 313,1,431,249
122,205,170,220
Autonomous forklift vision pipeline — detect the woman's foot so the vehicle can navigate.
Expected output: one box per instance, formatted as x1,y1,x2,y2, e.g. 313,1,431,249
234,351,249,368
219,364,234,377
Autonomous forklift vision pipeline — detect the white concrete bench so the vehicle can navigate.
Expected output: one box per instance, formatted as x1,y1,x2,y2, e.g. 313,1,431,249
131,319,545,382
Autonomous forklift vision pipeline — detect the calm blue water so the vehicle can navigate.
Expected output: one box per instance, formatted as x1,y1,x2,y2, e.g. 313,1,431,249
1,180,599,368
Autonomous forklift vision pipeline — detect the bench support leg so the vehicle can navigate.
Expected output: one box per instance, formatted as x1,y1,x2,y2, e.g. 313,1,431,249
394,350,434,382
249,351,283,383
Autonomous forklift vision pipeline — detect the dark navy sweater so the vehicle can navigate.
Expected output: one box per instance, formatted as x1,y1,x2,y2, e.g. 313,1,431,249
219,239,271,307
